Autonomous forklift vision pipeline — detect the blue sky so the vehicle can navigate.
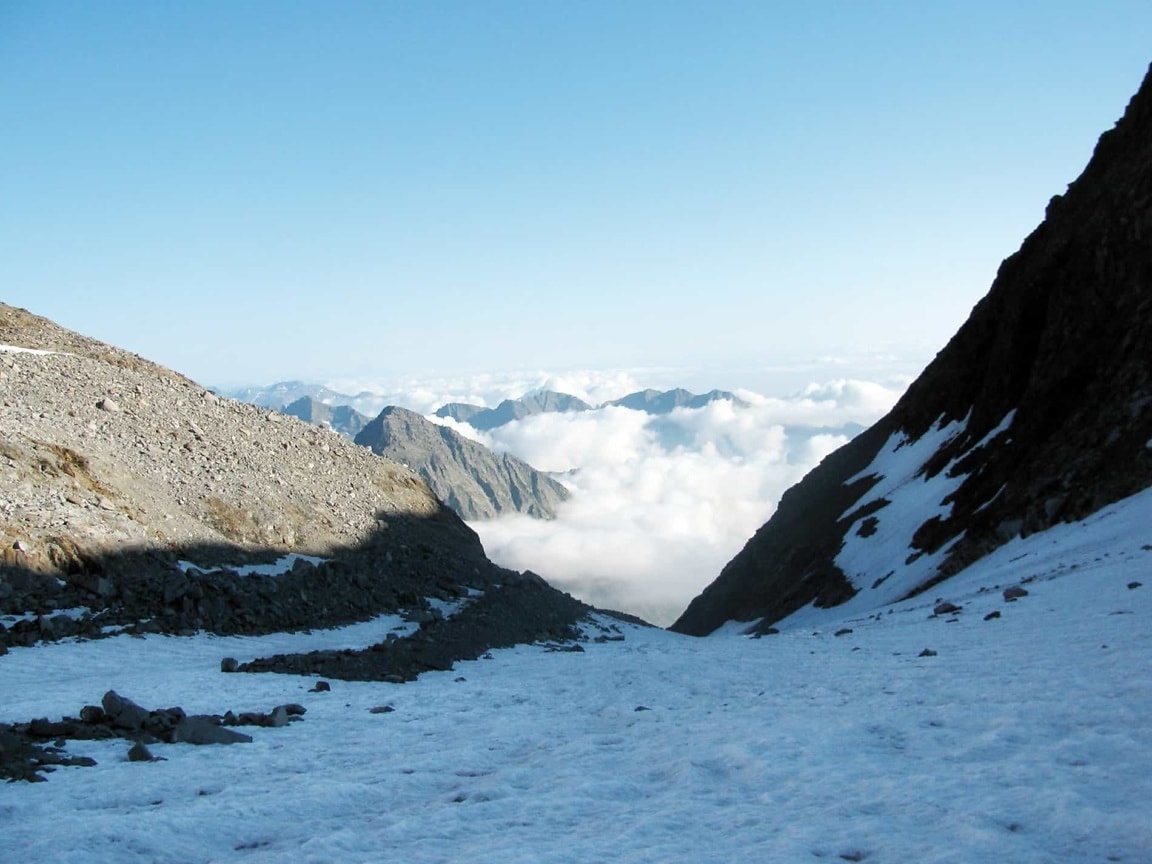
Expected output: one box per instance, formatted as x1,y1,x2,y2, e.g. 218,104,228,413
2,2,1150,388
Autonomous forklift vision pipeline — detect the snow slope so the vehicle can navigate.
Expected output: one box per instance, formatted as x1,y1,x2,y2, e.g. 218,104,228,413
2,488,1150,863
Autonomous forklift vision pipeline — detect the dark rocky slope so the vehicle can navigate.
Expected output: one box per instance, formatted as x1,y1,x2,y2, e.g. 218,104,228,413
355,407,570,521
673,64,1152,636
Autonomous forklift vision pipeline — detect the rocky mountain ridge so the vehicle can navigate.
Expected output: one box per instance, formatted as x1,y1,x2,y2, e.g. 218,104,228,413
434,386,748,430
605,388,749,414
354,407,570,521
435,390,593,431
672,64,1152,636
0,304,590,659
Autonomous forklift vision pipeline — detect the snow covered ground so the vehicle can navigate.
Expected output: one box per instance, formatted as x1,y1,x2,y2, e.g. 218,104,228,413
2,491,1150,863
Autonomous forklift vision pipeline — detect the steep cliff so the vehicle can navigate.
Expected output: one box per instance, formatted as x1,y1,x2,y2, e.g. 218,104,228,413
674,64,1152,635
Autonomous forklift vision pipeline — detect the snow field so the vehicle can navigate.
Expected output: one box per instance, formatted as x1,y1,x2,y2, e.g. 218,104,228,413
1,490,1150,863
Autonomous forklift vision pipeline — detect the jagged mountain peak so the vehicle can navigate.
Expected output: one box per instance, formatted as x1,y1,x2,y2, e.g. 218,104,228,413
355,407,569,521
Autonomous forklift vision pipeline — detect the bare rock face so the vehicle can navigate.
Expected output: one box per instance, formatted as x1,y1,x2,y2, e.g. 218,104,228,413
673,64,1152,636
0,304,550,642
354,407,570,521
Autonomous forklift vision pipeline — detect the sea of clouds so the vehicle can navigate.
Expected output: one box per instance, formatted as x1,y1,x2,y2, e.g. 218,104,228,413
323,364,915,626
461,380,904,625
320,359,921,622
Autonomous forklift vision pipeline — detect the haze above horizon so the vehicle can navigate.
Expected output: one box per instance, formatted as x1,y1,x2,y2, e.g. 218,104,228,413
2,2,1150,388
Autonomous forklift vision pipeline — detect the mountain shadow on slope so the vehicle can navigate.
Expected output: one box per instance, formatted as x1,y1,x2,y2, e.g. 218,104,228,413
0,510,594,679
673,63,1152,636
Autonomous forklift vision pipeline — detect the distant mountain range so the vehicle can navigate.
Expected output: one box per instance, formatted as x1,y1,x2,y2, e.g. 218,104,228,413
435,391,593,431
225,391,570,522
222,384,750,522
223,380,361,410
354,407,569,521
280,396,371,440
604,388,749,414
434,387,748,430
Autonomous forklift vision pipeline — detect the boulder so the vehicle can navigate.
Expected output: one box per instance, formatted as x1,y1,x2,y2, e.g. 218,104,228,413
172,717,252,745
102,690,150,731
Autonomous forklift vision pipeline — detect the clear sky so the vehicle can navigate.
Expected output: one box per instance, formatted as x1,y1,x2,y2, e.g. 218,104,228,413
2,2,1150,388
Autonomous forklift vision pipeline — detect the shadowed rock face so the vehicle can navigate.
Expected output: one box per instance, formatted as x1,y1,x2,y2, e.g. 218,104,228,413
354,406,570,521
673,64,1152,636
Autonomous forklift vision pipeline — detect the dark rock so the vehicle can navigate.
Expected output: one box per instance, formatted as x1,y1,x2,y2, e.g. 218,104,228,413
220,657,239,673
309,680,331,693
27,718,77,738
79,705,106,724
127,741,155,762
1128,581,1143,590
282,703,307,716
834,628,854,637
984,610,1002,621
102,690,150,731
1003,586,1029,601
933,602,962,616
266,706,289,728
172,718,252,745
918,648,938,657
369,705,394,714
238,577,592,683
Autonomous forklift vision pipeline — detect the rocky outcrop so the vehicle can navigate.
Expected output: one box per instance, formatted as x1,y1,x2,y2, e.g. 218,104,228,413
1,690,306,782
0,304,581,647
239,571,590,682
280,396,370,440
354,407,570,520
435,390,592,431
673,64,1152,636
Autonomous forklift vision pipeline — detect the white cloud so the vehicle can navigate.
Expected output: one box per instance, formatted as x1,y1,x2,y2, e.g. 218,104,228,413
470,377,906,626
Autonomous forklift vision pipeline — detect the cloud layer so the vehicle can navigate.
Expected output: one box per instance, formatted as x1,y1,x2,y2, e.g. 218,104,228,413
457,377,906,626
